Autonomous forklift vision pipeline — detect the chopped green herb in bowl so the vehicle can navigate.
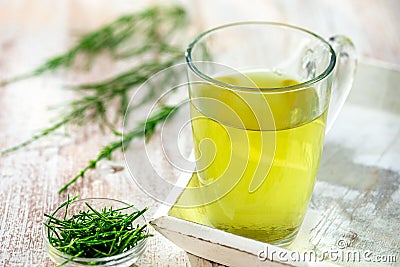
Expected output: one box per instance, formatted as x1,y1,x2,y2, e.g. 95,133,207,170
43,197,151,266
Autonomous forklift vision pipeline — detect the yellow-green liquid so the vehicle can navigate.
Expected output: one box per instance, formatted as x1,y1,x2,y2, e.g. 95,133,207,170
172,71,327,244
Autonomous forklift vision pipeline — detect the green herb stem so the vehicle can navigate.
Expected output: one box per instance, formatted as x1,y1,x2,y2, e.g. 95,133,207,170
0,57,181,157
0,6,186,87
58,105,179,193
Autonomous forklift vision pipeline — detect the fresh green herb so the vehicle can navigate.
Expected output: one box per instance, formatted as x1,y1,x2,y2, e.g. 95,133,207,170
0,5,191,193
0,6,186,86
58,105,179,193
0,5,187,157
0,58,181,157
44,197,151,265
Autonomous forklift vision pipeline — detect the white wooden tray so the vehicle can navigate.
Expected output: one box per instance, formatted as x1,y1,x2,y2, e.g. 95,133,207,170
148,61,400,267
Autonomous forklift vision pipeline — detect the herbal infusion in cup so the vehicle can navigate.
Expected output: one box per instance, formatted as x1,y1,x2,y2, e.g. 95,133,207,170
186,23,356,245
190,70,326,244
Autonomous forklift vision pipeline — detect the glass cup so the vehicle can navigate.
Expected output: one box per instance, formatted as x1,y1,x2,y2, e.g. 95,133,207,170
185,22,356,245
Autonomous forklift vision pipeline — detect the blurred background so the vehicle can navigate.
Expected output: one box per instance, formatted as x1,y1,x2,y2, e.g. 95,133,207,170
0,0,399,72
0,0,399,266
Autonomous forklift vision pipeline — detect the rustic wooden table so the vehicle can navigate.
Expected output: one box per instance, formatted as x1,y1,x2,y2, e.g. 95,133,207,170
0,0,399,266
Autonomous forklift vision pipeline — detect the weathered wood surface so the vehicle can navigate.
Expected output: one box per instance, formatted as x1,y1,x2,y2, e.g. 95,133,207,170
0,0,399,266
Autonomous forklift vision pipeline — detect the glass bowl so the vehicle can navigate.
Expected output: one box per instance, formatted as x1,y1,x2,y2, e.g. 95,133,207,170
43,198,149,266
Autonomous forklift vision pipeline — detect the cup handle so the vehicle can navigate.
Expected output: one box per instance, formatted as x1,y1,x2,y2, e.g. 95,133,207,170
326,35,358,133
